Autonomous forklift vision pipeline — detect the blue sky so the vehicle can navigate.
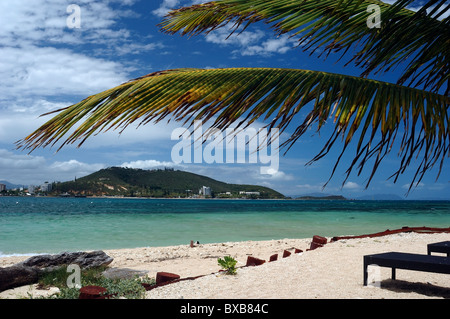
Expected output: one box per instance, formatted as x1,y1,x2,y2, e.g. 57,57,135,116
0,0,448,199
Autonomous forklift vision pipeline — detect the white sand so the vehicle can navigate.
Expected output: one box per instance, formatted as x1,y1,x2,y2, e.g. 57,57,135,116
1,232,449,299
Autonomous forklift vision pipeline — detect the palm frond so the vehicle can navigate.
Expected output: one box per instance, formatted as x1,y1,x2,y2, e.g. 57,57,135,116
160,0,449,94
17,68,450,190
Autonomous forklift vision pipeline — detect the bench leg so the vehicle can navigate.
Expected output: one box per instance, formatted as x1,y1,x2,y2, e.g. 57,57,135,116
391,267,396,280
363,258,370,286
364,263,368,286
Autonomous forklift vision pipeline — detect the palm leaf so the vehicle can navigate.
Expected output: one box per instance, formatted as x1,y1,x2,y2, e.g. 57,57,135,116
17,68,450,190
160,0,449,95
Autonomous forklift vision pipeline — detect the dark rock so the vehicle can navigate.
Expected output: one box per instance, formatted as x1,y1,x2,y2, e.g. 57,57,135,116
294,248,303,254
269,254,278,262
0,251,114,293
21,251,113,270
0,265,41,292
283,250,291,258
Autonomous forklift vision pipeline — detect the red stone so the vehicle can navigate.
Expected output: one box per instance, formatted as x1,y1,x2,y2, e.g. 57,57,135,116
294,248,303,254
156,272,180,285
246,256,265,266
282,250,291,258
309,241,324,250
269,254,278,262
78,285,108,299
312,235,328,245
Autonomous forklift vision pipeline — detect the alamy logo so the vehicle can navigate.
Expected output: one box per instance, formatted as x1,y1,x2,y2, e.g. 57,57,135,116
67,4,81,29
367,4,381,29
171,121,280,175
366,264,381,288
66,264,81,289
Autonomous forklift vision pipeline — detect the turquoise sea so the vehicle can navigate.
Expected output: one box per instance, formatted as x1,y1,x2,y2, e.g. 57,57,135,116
0,197,449,257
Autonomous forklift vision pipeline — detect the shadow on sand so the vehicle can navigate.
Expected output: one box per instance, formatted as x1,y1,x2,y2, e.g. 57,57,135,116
380,279,450,299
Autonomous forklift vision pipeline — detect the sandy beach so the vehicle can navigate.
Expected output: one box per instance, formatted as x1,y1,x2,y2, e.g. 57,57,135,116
0,232,449,299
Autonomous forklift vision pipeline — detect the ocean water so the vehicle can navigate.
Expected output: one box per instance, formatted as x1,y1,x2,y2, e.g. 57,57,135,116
0,197,449,256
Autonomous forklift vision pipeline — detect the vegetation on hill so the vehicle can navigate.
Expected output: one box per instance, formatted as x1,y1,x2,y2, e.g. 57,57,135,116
52,167,284,199
296,195,347,201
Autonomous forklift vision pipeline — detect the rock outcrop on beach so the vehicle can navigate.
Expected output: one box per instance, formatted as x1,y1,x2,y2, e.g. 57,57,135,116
0,251,113,292
20,250,113,271
0,265,41,293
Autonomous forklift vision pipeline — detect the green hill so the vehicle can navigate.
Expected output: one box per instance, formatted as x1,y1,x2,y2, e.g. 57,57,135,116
296,195,347,200
52,167,285,199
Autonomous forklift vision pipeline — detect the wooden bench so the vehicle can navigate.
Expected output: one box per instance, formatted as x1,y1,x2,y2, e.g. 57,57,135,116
363,252,450,286
427,241,450,257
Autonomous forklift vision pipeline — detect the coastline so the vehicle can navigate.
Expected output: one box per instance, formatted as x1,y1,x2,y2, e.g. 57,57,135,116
1,232,449,299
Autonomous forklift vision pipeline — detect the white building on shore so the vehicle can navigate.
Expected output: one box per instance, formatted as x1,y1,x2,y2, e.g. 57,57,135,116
199,186,212,196
28,185,36,195
41,182,53,192
239,191,261,196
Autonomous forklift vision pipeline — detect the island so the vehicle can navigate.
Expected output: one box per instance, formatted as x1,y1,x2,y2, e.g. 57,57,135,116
46,167,285,199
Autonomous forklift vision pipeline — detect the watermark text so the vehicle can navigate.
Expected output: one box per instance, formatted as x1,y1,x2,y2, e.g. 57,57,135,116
67,4,81,29
171,121,279,175
367,4,381,28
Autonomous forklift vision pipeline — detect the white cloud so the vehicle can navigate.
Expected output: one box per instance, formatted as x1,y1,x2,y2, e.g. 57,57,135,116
0,46,129,99
114,42,166,56
402,182,425,190
0,149,105,185
0,0,175,111
0,100,67,144
0,0,165,106
77,120,184,150
49,160,105,175
0,0,167,149
343,181,361,190
120,159,178,170
295,183,325,192
205,27,297,57
0,97,185,154
0,0,139,47
239,35,297,56
0,149,47,171
255,169,294,181
152,0,207,17
153,0,181,17
206,28,266,48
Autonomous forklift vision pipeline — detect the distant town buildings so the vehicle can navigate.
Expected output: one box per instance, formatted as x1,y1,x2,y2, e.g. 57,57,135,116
26,182,52,195
28,185,36,195
239,191,261,196
0,184,6,192
40,182,53,193
199,186,212,196
196,187,261,198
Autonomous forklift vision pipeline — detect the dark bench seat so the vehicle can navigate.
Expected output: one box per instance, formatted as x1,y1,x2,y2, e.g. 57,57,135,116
363,252,450,286
427,241,450,257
